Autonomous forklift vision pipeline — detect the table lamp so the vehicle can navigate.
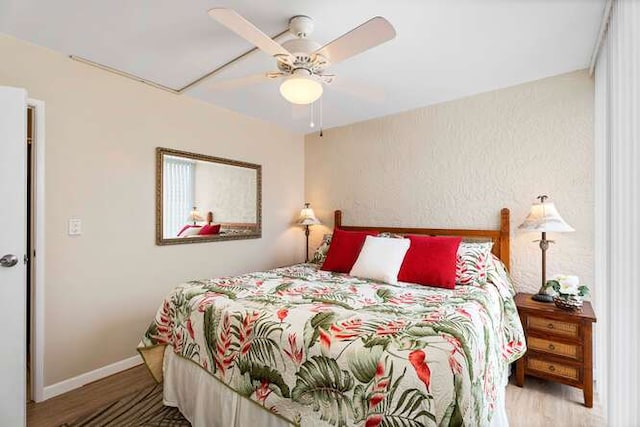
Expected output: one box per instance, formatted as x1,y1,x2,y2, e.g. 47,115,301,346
297,203,321,263
518,195,574,302
188,206,204,225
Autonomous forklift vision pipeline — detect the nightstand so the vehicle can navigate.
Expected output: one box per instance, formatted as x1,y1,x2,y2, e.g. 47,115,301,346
514,292,597,407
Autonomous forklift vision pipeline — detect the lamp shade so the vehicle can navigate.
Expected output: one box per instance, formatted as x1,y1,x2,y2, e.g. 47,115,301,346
279,70,323,105
297,203,320,226
518,201,574,233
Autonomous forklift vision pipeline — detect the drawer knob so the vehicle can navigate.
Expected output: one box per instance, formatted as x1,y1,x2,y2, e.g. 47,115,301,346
548,365,556,372
548,344,556,351
547,323,554,329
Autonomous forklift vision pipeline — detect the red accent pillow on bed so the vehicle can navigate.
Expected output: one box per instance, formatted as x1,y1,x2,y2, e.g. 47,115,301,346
199,224,221,235
321,228,376,273
398,235,462,289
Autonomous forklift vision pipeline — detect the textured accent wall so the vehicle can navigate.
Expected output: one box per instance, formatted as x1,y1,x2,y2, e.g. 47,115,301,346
0,35,305,386
305,70,594,295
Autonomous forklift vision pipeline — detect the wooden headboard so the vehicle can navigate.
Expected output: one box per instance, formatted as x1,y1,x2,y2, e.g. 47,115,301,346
205,211,258,231
334,208,511,270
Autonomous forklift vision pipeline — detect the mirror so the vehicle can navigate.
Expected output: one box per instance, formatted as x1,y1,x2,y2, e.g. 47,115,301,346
156,147,261,245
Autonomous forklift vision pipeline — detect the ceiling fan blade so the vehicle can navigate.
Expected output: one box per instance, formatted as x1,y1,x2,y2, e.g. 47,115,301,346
208,8,292,60
327,76,385,104
205,73,281,91
315,17,396,66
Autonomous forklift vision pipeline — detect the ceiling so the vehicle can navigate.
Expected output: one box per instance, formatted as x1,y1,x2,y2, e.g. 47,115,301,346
0,0,605,134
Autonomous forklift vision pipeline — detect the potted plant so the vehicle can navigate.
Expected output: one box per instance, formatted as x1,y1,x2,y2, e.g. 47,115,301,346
544,275,590,311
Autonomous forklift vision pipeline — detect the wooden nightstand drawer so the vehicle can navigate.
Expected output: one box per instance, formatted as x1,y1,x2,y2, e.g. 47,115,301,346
527,316,579,339
527,357,580,381
527,336,581,360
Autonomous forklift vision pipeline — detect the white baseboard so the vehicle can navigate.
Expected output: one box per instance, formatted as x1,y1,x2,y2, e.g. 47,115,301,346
41,354,143,401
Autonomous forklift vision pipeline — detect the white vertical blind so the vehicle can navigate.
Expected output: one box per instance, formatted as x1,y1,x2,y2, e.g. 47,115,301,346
163,156,195,237
593,24,609,415
594,0,640,424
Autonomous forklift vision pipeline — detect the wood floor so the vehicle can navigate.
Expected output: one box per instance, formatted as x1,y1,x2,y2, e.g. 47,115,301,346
27,365,155,427
27,365,605,427
505,377,605,427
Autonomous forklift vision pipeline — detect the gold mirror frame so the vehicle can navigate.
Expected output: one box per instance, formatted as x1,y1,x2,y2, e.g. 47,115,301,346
155,147,262,245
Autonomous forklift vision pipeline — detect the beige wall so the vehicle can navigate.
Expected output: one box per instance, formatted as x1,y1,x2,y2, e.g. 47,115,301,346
0,35,305,386
194,160,257,224
306,70,594,295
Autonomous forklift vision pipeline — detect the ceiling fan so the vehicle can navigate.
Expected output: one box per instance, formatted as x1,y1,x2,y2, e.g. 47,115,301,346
207,8,396,105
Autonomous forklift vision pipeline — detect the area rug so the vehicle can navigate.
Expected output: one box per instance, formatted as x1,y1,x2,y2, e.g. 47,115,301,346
62,384,190,426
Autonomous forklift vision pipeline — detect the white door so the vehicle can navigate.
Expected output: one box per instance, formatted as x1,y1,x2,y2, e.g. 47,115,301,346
0,86,27,425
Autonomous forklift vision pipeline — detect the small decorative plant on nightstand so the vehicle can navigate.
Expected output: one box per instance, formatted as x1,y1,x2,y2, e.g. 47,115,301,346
545,275,590,311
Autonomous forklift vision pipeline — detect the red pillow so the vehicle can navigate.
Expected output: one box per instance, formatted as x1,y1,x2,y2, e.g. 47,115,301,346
398,235,462,289
321,228,376,273
199,224,221,235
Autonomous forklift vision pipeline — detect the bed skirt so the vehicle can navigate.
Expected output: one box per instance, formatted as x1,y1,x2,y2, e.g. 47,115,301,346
160,346,510,427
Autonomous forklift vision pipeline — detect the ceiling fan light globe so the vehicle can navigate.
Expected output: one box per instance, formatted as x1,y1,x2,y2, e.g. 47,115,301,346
279,72,323,105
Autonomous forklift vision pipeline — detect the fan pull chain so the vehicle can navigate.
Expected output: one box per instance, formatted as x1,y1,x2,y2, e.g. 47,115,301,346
308,99,323,136
319,97,323,137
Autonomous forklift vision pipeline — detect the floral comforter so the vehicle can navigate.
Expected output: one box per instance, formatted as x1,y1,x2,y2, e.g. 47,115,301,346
139,257,525,427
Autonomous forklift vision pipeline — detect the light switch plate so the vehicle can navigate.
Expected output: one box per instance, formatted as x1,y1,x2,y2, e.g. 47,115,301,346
68,218,82,236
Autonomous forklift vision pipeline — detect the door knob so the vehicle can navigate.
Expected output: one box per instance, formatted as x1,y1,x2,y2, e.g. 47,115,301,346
0,254,19,268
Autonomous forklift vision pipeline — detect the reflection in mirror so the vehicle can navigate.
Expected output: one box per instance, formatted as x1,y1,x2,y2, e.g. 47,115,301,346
156,148,261,245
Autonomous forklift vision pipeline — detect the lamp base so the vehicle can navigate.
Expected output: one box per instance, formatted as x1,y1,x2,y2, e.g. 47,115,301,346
531,293,554,303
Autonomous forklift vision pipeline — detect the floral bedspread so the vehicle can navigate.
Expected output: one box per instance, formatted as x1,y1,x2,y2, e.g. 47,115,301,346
139,257,525,427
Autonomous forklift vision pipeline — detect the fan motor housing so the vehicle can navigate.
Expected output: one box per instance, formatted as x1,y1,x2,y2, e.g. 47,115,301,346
278,30,328,75
282,38,321,55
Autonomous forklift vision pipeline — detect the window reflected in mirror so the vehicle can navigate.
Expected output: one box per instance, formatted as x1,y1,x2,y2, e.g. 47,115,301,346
156,148,261,245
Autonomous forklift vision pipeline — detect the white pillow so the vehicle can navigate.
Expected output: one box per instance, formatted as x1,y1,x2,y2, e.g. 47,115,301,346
349,235,410,285
179,226,202,237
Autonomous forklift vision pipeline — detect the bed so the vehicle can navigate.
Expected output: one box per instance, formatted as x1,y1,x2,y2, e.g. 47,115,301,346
176,212,259,239
138,209,526,427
